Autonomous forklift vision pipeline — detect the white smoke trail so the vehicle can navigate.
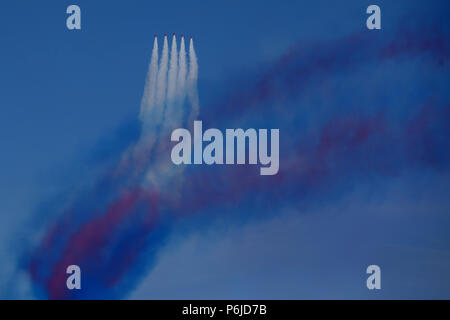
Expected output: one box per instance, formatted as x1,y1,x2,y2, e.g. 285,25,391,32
167,34,178,106
187,37,199,125
139,36,159,125
140,35,200,188
163,34,180,131
155,35,169,117
176,36,187,110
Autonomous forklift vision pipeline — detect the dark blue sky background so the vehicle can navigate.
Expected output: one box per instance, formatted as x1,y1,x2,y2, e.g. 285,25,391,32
0,0,449,298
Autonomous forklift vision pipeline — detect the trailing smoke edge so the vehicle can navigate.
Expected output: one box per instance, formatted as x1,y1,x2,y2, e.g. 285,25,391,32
139,34,199,146
134,33,199,189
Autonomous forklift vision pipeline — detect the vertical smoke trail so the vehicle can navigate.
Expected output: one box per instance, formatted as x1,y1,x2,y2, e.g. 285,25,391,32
155,35,169,118
144,35,190,188
167,34,178,106
164,34,179,131
139,36,159,125
187,37,199,125
177,36,187,103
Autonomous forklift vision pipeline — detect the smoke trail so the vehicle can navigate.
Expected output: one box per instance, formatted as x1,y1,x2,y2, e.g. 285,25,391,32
177,36,187,106
163,34,180,131
167,34,178,107
21,25,450,299
204,28,450,123
138,35,168,150
144,35,190,187
144,35,195,187
187,37,199,125
155,35,169,119
139,36,158,127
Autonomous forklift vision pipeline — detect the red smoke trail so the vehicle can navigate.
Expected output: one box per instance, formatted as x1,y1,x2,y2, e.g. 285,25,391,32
204,28,449,123
168,102,449,217
30,189,160,299
27,26,450,299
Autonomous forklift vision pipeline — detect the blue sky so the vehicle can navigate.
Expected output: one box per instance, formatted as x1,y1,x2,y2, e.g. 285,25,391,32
0,0,450,299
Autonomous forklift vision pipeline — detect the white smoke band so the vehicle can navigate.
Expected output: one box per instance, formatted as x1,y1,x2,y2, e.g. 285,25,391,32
139,36,159,125
155,35,169,121
164,34,180,131
176,36,187,113
187,37,199,125
167,34,178,106
142,35,199,188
